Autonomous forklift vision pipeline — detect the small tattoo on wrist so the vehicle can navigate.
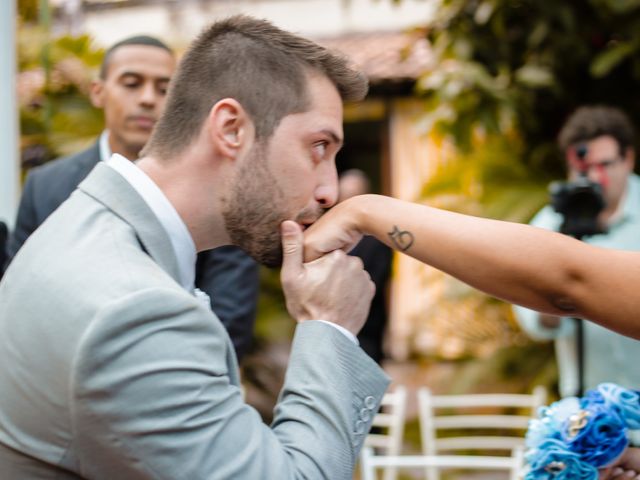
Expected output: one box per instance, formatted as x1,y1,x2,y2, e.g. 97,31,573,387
388,225,414,251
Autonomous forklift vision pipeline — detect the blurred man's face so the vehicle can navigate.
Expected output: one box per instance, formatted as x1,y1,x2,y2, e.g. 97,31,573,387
91,45,176,160
567,135,634,215
338,174,368,202
223,74,343,267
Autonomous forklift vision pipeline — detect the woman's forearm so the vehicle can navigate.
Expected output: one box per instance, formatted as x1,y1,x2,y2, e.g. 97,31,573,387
307,195,640,339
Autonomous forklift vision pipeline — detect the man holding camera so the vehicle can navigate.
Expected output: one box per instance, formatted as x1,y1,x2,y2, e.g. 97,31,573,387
514,105,640,399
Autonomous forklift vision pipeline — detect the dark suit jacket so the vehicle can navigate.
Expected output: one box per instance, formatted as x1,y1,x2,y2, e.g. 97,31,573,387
5,141,259,360
349,235,392,364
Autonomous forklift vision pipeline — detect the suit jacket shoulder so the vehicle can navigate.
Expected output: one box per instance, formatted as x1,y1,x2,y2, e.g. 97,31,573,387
5,141,101,263
26,141,101,222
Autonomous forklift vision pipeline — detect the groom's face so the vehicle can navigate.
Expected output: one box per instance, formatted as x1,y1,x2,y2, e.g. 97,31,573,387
223,74,344,267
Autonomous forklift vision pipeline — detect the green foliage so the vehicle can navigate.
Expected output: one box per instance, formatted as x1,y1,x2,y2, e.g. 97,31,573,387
18,24,105,168
18,0,39,22
418,0,640,175
406,0,640,366
422,132,548,221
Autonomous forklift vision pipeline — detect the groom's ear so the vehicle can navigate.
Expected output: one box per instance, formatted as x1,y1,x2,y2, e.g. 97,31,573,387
207,98,254,161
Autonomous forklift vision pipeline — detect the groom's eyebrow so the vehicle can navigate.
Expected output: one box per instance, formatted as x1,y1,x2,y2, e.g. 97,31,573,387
321,129,343,148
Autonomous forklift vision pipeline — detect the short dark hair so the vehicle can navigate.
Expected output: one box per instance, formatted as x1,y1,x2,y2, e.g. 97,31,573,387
144,15,368,159
100,35,173,80
558,105,636,156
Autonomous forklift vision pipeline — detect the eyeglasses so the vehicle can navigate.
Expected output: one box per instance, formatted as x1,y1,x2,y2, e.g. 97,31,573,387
569,157,624,174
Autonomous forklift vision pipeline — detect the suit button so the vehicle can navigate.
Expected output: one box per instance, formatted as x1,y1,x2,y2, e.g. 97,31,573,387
354,420,366,435
360,408,371,422
364,396,376,409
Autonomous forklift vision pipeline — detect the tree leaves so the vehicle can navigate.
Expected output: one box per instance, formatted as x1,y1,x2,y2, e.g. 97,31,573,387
17,24,104,168
590,41,636,77
515,64,554,88
414,0,640,175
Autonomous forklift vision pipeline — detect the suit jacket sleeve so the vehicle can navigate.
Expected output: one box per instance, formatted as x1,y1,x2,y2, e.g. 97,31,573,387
195,246,259,361
71,288,389,480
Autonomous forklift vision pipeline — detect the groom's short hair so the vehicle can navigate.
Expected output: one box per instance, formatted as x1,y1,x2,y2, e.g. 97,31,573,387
144,15,367,159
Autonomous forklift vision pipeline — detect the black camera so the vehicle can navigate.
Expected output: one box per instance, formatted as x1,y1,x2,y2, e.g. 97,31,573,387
549,145,607,239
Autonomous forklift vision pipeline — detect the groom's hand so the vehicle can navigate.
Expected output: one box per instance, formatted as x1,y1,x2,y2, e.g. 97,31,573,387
280,220,374,336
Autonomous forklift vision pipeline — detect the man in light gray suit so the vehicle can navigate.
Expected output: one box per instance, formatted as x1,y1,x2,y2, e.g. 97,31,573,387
0,15,389,479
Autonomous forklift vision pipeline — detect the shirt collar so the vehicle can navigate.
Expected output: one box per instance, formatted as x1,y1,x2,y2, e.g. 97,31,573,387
99,130,138,162
105,153,197,291
98,130,112,163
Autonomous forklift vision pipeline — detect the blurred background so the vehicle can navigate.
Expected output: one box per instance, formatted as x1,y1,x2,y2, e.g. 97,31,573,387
5,0,640,477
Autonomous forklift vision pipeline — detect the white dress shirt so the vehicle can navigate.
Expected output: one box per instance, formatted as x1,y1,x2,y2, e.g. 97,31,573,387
106,154,196,291
98,130,112,163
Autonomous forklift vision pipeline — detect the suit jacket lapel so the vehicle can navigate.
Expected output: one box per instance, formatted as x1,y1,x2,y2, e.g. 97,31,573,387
78,163,182,285
78,163,243,387
73,141,102,180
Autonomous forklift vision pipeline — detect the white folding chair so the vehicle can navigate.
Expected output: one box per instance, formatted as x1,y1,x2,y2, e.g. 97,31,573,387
360,385,407,480
360,446,525,480
418,386,546,480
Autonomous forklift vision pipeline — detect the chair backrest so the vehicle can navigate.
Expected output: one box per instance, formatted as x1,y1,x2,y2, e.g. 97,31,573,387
418,386,545,480
361,385,407,480
360,446,525,480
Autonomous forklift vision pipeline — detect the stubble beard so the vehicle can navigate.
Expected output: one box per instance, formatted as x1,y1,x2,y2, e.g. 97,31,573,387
223,144,288,268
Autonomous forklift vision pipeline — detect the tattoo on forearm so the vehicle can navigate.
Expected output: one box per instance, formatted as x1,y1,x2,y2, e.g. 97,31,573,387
388,225,414,251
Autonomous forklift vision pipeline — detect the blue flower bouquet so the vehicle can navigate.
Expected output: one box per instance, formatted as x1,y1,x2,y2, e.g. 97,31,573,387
524,383,640,479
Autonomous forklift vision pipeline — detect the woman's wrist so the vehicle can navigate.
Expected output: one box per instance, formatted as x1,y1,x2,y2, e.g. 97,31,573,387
345,194,384,237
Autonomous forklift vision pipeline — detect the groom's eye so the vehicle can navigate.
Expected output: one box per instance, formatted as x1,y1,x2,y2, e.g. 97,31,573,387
312,141,328,160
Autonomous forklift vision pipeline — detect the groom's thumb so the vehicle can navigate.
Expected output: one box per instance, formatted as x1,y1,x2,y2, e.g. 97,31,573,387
281,220,304,280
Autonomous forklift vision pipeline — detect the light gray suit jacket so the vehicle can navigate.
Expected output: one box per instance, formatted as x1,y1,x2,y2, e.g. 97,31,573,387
0,163,390,479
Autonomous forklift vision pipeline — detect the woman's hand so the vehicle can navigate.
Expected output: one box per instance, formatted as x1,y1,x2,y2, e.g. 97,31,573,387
303,196,367,262
599,448,640,479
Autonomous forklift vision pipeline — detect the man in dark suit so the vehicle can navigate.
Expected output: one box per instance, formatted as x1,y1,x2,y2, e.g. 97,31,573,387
339,169,393,363
5,35,259,360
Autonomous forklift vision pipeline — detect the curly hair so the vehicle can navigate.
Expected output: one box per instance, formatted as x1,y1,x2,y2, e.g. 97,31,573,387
558,105,636,155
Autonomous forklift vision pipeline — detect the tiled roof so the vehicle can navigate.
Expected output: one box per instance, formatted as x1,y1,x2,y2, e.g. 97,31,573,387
317,30,432,84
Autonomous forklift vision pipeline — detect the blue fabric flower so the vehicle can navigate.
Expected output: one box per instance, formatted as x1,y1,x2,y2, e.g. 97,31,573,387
525,383,638,477
524,438,598,480
562,401,628,468
596,383,640,430
526,397,580,450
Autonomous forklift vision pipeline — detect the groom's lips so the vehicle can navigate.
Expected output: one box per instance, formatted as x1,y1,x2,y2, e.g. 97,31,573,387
297,210,323,231
298,217,320,231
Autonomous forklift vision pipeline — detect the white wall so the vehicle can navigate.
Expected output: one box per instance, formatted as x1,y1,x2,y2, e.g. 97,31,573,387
80,0,436,47
1,0,19,229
